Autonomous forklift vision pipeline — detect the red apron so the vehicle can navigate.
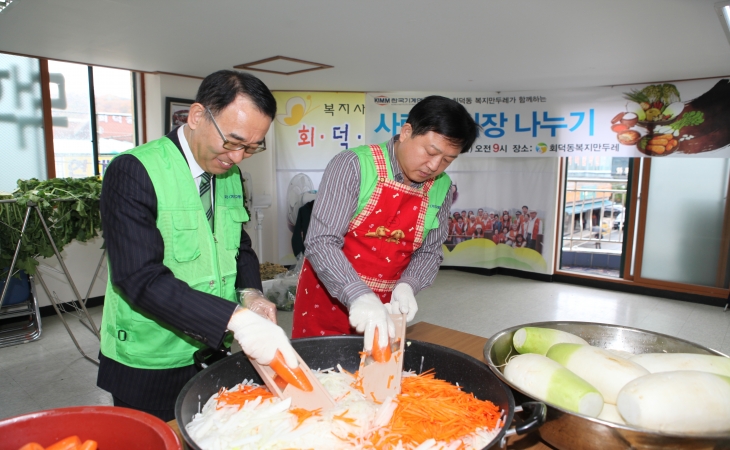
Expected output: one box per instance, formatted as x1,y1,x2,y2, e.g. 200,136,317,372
292,145,433,338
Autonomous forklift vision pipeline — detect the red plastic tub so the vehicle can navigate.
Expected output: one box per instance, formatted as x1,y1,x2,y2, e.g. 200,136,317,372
0,406,181,450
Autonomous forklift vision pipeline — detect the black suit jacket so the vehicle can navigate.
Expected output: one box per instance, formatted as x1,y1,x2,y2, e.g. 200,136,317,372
97,128,262,409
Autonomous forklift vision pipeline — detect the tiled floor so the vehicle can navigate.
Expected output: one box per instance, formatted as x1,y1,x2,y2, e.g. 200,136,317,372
1,270,729,420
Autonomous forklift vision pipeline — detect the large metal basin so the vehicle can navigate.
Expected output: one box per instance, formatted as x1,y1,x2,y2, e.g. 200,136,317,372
484,321,730,450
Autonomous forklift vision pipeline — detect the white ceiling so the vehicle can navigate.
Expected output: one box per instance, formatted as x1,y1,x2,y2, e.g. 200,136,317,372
1,0,729,92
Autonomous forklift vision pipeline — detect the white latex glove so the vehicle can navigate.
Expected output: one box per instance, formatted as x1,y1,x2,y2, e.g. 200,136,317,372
349,293,395,351
241,289,277,324
390,283,418,322
227,307,298,368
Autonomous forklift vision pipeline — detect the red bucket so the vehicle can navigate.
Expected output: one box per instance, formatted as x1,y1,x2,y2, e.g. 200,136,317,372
0,406,181,450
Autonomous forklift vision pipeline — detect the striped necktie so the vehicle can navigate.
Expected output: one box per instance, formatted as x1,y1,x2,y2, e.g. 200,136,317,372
200,172,213,230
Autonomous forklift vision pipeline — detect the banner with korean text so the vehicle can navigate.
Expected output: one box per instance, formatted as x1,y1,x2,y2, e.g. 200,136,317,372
273,92,366,264
367,77,730,159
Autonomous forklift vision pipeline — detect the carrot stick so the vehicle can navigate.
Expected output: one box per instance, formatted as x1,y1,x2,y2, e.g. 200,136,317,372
45,436,82,450
18,444,44,450
370,327,391,362
268,350,313,392
79,440,98,450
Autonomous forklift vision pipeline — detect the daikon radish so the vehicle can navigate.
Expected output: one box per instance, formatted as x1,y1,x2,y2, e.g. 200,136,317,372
597,403,626,425
512,327,588,355
504,353,604,417
606,349,635,359
630,353,730,377
617,371,730,434
547,343,648,404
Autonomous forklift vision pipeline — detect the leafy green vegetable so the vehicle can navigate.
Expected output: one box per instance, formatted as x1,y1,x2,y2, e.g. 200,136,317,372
660,84,681,106
623,84,681,109
624,89,650,105
0,177,102,277
670,110,704,131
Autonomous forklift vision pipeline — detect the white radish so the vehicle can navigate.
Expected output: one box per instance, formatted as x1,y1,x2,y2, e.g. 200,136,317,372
546,343,648,404
504,353,604,417
630,353,730,378
617,371,730,434
606,349,635,359
597,403,626,425
512,327,588,355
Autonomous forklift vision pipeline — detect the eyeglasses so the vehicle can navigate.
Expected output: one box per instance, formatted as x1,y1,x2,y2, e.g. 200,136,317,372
205,107,267,154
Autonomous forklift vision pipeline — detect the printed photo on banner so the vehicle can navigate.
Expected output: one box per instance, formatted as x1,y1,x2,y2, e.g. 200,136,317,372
445,205,544,255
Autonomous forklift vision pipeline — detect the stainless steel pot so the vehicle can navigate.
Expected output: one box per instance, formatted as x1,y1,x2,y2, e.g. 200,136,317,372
484,321,730,450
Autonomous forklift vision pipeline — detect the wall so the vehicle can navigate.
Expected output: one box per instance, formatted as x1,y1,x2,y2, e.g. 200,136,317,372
143,73,202,143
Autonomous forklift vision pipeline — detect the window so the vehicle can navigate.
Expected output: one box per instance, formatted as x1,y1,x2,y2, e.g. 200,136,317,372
93,67,136,175
0,53,46,193
49,60,93,178
560,156,630,278
48,61,137,178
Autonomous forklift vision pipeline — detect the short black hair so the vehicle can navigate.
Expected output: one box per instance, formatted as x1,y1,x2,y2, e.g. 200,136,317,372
195,70,276,120
406,95,480,153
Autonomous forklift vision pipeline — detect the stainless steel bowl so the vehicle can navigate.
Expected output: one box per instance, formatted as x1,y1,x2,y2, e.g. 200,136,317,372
484,321,730,450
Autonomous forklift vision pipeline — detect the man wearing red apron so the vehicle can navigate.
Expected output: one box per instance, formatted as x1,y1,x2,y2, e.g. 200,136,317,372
292,96,479,351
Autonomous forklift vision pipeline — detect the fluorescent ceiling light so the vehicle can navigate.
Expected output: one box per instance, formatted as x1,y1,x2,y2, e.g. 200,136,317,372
716,1,730,46
0,0,15,13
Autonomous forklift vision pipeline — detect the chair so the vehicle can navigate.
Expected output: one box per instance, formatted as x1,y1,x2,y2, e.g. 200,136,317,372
0,270,42,347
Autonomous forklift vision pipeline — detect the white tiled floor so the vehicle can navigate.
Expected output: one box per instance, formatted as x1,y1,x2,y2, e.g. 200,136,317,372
1,270,729,420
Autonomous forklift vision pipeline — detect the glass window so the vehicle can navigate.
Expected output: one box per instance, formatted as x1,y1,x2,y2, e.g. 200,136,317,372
48,60,94,178
641,158,730,288
0,53,46,192
93,67,135,176
561,156,629,278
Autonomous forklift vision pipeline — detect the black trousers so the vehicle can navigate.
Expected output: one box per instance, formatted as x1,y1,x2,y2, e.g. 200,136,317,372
113,395,175,422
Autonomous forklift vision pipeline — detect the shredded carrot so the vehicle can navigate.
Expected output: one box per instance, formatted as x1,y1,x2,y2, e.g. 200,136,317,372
215,384,274,410
333,409,358,424
368,370,501,447
331,431,349,441
351,376,364,394
290,407,322,429
387,374,394,389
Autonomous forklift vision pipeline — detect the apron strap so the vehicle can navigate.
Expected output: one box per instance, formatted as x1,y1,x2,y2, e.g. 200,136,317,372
369,144,389,180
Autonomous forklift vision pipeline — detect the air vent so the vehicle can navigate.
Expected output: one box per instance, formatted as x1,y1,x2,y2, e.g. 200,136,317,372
234,56,333,76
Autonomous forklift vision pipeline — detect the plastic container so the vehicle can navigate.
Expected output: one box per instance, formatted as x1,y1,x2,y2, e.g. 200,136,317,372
0,406,182,450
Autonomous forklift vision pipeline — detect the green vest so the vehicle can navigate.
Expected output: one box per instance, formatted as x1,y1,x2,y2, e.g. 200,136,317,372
100,137,249,369
351,142,451,237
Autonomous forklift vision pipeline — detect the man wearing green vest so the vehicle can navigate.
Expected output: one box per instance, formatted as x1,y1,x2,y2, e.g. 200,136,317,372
98,71,297,421
292,96,479,352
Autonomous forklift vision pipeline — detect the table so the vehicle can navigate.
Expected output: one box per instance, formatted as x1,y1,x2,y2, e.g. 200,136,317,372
167,322,555,449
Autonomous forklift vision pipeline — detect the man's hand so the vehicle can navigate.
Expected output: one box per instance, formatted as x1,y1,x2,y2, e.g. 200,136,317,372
349,293,394,351
227,308,298,368
241,288,277,323
390,283,418,322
